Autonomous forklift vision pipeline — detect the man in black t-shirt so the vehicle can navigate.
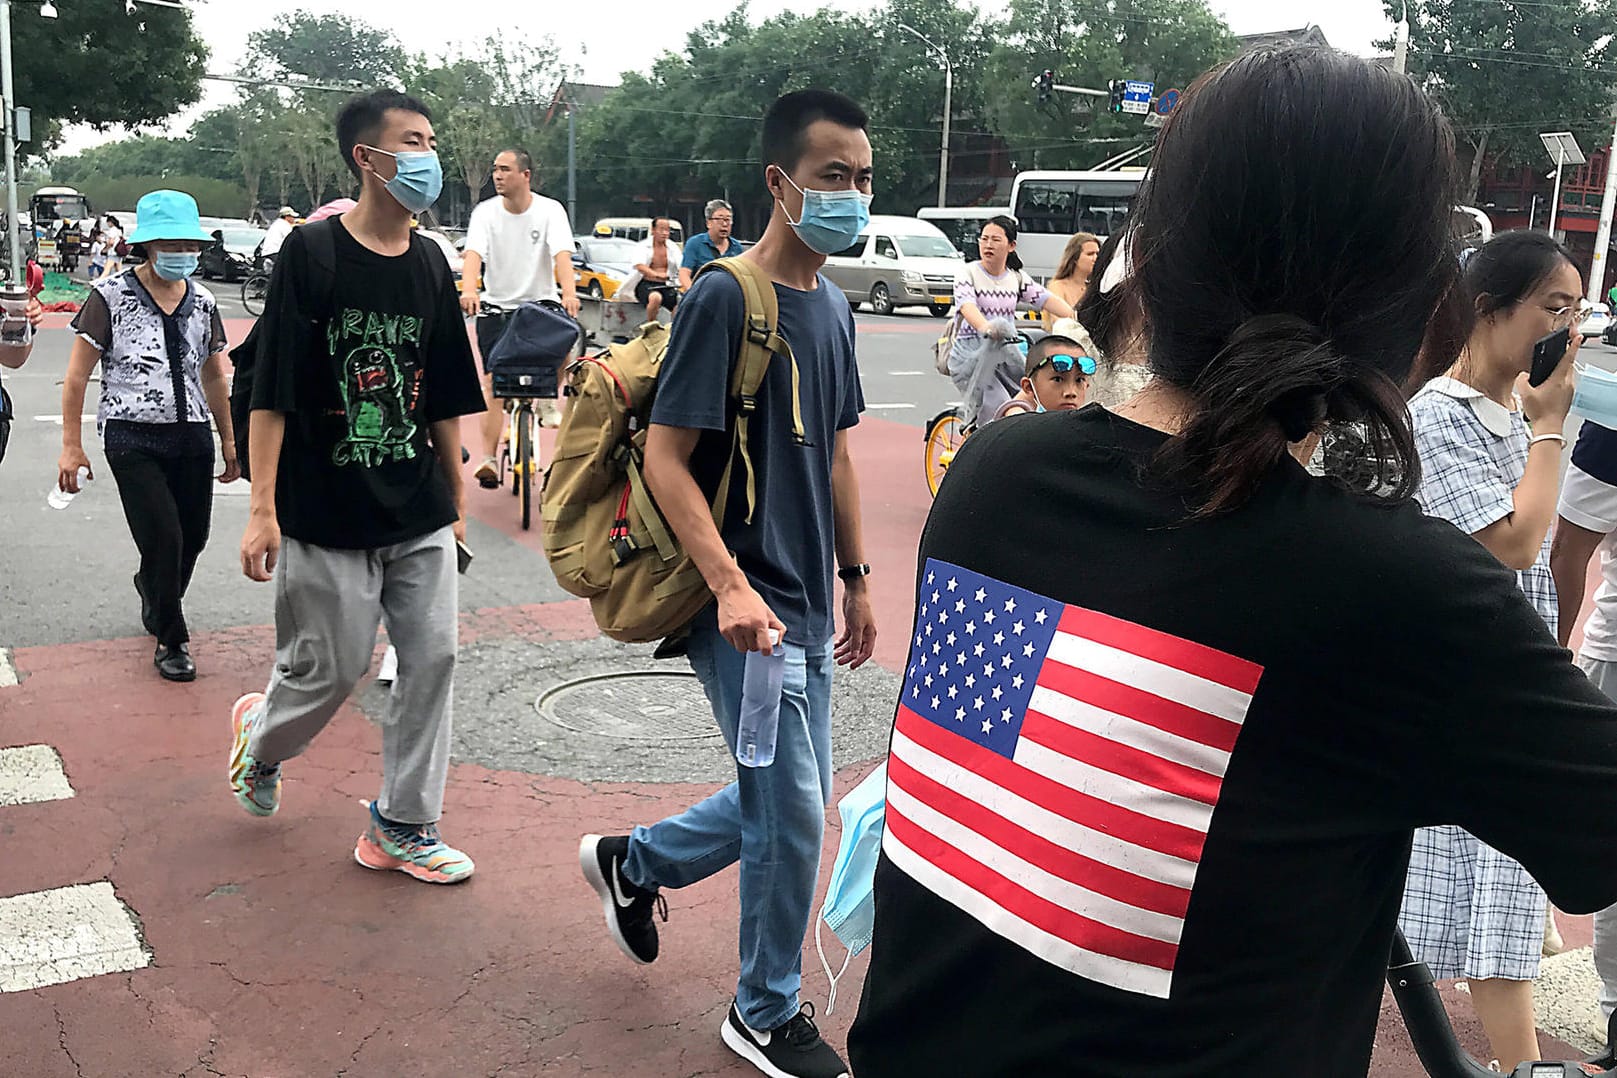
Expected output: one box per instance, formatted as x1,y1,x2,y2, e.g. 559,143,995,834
232,90,486,885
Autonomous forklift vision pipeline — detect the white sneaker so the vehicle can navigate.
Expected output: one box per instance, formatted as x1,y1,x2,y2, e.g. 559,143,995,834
378,645,399,686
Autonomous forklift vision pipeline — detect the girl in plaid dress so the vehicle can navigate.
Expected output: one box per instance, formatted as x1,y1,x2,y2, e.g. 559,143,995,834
1398,229,1584,1069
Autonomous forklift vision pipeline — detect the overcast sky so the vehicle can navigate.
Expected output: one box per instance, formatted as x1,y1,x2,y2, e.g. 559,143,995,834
56,0,1393,154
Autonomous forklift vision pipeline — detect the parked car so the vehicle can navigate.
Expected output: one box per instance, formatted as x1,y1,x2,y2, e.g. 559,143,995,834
573,236,642,300
417,228,464,283
1582,302,1612,342
822,215,965,316
198,226,267,282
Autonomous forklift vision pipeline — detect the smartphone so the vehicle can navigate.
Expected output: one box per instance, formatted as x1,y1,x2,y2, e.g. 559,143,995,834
456,540,473,575
1529,326,1572,387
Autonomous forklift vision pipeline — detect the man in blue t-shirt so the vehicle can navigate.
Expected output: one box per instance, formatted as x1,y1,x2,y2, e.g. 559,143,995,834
678,197,748,290
580,90,877,1078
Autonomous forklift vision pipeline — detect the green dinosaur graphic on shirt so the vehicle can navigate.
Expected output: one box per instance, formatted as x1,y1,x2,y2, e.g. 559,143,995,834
328,307,425,468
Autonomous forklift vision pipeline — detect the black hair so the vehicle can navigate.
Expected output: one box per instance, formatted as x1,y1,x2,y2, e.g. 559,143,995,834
983,214,1023,273
761,89,869,173
497,148,534,174
1464,230,1577,318
651,216,672,229
1026,334,1083,377
336,90,434,180
1096,46,1467,514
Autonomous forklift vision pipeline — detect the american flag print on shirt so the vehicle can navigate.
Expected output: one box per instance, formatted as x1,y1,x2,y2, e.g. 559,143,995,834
884,559,1265,999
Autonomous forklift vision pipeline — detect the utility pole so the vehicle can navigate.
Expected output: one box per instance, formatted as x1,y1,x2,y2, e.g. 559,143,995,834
898,24,951,207
1550,151,1567,238
1589,112,1617,305
1392,1,1409,75
567,104,578,229
1,1,21,284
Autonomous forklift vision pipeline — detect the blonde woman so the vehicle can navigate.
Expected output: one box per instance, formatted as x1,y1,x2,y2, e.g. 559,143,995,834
1040,231,1099,331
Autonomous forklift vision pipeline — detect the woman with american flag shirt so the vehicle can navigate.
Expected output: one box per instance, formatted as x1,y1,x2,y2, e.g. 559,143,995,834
848,45,1617,1078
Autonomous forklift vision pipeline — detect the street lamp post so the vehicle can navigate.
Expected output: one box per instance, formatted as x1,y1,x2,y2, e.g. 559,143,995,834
1,0,22,285
898,23,951,207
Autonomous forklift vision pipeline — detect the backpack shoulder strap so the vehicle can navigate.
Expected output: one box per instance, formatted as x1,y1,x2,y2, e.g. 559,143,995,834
297,217,340,315
693,256,808,528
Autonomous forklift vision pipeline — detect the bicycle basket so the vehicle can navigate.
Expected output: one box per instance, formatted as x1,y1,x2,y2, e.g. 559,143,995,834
487,300,580,397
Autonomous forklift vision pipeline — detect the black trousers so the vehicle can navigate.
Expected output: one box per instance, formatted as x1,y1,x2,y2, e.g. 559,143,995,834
106,450,213,649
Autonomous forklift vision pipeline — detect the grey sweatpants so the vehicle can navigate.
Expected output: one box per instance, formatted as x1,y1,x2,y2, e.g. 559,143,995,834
1583,655,1617,1018
250,527,458,825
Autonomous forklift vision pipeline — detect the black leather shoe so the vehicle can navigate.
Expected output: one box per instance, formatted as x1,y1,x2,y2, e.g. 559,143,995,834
154,644,196,682
134,574,157,637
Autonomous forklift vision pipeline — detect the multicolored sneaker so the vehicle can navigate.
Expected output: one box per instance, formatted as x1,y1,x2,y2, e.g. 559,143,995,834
228,692,280,817
353,801,474,884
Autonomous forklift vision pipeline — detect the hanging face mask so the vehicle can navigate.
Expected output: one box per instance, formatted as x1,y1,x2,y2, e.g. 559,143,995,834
815,762,887,1014
364,145,444,214
152,251,199,281
776,169,872,256
1572,363,1617,429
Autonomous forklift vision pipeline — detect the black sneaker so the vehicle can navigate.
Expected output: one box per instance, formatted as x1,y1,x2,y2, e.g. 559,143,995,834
721,1001,849,1078
579,834,666,965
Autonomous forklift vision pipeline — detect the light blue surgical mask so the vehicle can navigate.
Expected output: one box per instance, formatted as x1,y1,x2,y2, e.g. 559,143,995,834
152,252,199,281
1573,363,1617,429
777,170,872,256
816,762,887,1013
365,145,444,214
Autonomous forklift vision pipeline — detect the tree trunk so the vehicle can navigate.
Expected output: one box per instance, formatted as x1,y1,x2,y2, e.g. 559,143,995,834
1466,128,1491,205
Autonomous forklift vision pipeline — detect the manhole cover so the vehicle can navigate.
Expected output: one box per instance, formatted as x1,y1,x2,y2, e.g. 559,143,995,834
535,671,720,742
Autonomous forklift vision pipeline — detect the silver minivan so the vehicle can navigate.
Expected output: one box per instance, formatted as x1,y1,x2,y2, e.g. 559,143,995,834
822,215,965,317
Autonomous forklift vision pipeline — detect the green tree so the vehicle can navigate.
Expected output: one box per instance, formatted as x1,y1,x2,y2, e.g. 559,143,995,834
14,0,207,151
1387,0,1617,202
244,9,405,88
983,0,1239,172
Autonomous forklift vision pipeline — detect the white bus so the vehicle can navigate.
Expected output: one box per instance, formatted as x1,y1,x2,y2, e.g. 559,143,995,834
1010,170,1145,282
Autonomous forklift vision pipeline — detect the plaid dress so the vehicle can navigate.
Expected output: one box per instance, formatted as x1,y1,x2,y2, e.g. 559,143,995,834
1397,376,1555,981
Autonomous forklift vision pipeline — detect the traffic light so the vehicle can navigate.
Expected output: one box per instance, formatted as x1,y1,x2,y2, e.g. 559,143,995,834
1108,80,1125,113
1036,70,1054,104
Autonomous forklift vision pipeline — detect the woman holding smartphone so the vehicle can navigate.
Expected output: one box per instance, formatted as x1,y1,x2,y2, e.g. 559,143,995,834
1397,228,1582,1070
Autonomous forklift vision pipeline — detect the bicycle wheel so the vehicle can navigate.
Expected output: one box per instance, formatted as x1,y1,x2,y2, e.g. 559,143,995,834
518,403,534,530
241,274,268,317
507,402,520,496
923,407,967,497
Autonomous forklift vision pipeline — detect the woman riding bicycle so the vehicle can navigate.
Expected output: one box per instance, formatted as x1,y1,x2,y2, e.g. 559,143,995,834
849,45,1617,1078
945,215,1075,426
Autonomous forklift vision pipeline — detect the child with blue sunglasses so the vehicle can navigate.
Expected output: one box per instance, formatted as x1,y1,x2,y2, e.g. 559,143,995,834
992,334,1095,420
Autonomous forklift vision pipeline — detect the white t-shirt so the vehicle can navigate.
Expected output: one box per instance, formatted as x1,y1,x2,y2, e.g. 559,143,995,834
465,192,575,308
615,238,683,301
102,226,123,258
260,217,295,257
1561,450,1617,662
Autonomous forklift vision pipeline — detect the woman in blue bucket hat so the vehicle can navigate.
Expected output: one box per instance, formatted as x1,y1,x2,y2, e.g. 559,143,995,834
57,189,240,682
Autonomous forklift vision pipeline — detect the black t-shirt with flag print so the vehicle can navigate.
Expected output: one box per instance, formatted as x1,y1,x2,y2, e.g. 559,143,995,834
847,404,1617,1078
250,218,485,550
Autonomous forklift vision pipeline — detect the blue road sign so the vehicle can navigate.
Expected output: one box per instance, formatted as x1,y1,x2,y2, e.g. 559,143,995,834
1121,80,1154,115
1156,88,1181,115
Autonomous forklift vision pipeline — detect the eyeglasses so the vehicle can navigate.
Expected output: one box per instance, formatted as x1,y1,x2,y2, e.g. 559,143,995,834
1032,353,1097,375
1544,302,1592,331
709,216,733,224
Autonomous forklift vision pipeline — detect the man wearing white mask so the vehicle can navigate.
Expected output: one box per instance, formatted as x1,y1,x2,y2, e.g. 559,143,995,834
233,90,486,886
579,89,877,1078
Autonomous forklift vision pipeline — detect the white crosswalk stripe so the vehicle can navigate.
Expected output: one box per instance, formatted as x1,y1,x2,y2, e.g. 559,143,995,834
0,745,74,806
0,882,150,992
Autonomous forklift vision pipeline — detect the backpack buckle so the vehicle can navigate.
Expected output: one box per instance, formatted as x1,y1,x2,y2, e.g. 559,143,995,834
746,315,771,347
738,394,758,414
611,535,639,565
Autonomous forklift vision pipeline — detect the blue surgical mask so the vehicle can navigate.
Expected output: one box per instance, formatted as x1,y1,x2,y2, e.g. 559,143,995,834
1573,363,1617,429
816,762,887,1013
366,146,444,214
152,252,199,281
778,170,872,256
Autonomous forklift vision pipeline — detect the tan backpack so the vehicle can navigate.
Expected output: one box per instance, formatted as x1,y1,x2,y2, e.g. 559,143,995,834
540,256,805,644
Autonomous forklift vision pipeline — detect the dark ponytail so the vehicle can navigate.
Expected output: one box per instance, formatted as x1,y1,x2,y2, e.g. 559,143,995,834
987,214,1024,273
1113,45,1467,515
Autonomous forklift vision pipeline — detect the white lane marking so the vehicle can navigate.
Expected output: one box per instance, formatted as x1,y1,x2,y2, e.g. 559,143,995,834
1536,944,1607,1053
0,882,151,992
888,370,929,376
0,649,15,688
0,745,74,806
32,416,93,424
866,403,917,410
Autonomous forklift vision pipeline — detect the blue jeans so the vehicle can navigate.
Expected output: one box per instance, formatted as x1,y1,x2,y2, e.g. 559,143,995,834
623,611,835,1029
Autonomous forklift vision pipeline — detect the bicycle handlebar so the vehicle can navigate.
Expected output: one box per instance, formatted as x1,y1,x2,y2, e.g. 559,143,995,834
1389,929,1617,1078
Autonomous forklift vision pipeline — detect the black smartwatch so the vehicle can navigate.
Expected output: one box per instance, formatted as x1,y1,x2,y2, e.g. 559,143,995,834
837,563,871,581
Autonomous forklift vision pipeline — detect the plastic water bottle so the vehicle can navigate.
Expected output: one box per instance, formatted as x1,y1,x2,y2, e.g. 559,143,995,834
736,629,785,769
46,467,89,510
